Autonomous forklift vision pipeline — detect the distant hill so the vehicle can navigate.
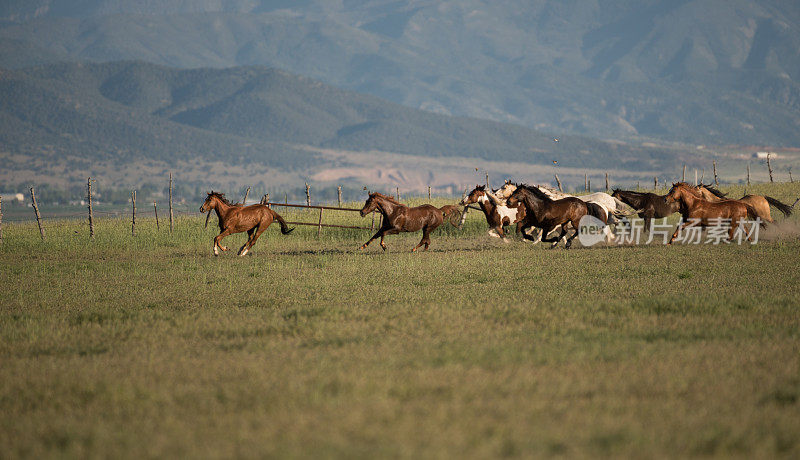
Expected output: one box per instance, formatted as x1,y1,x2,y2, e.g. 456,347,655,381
1,60,706,193
1,0,799,146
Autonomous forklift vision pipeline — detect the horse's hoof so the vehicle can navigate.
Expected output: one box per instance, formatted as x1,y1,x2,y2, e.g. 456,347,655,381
221,246,229,251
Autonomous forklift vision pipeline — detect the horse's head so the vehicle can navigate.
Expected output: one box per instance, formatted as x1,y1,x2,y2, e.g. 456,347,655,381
200,192,216,213
360,193,379,217
461,185,486,205
201,191,231,213
664,183,687,204
505,187,524,207
495,182,517,200
611,189,622,199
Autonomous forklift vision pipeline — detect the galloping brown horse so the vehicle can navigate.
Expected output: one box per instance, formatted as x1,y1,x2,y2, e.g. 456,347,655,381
664,183,758,245
695,184,792,224
358,193,459,252
506,184,606,248
200,192,293,256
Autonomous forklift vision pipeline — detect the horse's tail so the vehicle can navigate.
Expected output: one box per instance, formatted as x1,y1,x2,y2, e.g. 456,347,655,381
743,204,765,228
764,196,793,218
440,205,462,227
270,209,295,234
586,202,608,224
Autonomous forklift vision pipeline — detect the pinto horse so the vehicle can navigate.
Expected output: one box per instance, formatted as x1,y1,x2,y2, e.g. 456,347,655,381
200,192,293,256
611,189,680,232
695,184,792,224
460,185,526,239
506,184,606,249
664,183,759,245
358,193,458,252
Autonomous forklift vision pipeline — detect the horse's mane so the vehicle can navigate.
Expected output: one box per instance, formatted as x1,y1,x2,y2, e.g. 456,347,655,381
516,183,553,202
370,192,403,205
699,183,727,198
671,182,693,190
208,191,234,206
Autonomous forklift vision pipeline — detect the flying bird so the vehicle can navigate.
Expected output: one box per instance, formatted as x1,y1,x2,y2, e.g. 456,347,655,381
553,138,559,143
552,160,558,165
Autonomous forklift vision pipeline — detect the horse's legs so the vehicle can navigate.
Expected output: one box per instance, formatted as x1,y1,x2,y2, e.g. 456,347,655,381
564,219,581,249
642,214,652,233
360,229,384,250
213,228,233,255
667,221,689,245
412,227,432,252
238,227,256,256
520,224,539,242
540,225,562,247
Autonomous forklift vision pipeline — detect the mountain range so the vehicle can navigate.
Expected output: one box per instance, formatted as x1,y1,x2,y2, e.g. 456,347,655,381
1,60,702,193
1,0,799,146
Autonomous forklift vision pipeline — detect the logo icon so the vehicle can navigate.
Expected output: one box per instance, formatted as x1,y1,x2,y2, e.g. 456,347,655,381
577,215,608,247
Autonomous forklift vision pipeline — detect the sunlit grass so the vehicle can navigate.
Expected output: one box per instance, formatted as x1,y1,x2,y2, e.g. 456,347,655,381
1,183,799,457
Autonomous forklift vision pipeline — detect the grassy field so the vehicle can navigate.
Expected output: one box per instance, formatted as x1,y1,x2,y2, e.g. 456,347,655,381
1,183,800,458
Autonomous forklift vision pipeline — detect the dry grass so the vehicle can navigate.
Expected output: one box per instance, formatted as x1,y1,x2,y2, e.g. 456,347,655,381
1,183,799,458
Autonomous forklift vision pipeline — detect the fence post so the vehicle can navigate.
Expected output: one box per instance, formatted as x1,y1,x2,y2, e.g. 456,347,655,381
30,187,45,240
485,171,489,188
396,187,400,200
767,153,774,183
605,173,609,193
305,182,311,206
636,181,640,191
154,202,160,230
790,170,794,183
168,173,174,234
584,173,588,192
654,176,658,190
317,207,323,237
554,174,563,192
587,178,591,193
713,160,719,187
682,164,686,182
0,195,3,244
242,187,250,205
263,193,270,207
428,186,431,200
87,177,95,239
131,190,136,236
746,164,750,186
700,169,705,184
337,186,342,207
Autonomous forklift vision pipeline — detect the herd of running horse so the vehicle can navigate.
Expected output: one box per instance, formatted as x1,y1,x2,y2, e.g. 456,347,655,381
199,181,794,256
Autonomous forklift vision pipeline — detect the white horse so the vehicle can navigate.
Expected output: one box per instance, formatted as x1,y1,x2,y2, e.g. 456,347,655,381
491,181,625,244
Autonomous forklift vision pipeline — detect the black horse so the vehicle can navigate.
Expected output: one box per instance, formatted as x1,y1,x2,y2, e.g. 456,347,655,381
611,189,680,232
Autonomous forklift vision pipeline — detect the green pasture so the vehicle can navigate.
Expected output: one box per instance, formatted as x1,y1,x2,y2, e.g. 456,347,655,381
1,182,799,458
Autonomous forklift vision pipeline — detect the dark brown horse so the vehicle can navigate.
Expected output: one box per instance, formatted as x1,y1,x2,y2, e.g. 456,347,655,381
200,192,293,256
460,185,526,239
506,184,605,248
664,183,758,245
611,189,680,231
358,192,458,252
